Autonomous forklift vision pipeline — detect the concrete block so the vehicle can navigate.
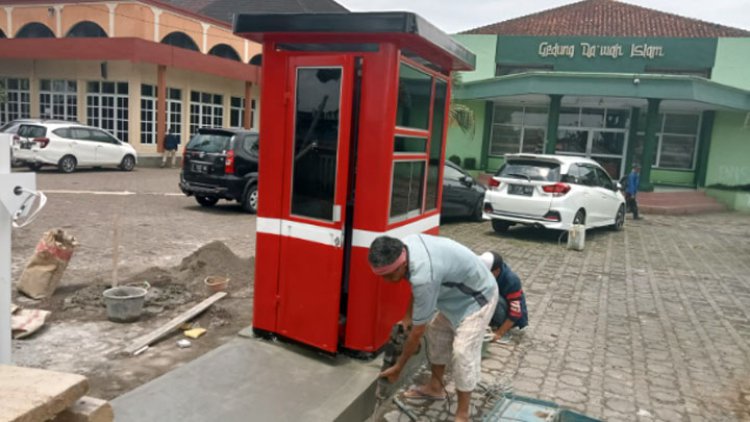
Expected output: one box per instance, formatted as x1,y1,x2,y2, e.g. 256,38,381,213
0,364,89,422
53,397,113,422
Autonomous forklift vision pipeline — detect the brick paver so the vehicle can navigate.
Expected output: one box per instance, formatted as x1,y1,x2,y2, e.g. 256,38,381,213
376,213,750,421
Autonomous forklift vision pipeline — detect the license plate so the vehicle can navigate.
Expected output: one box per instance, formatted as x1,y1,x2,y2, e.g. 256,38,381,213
191,163,208,173
20,142,32,150
508,184,533,196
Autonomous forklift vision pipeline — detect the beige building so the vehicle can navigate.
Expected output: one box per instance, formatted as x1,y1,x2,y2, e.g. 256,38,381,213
0,0,347,153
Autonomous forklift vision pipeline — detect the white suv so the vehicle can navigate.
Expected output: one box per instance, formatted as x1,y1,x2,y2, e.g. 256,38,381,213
483,154,626,233
12,121,137,173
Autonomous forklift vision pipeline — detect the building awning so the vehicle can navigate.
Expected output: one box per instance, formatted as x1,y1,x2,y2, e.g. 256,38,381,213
0,38,260,83
454,71,750,111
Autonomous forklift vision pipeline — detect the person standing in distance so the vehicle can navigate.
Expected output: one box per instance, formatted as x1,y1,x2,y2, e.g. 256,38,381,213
161,127,180,168
625,163,641,220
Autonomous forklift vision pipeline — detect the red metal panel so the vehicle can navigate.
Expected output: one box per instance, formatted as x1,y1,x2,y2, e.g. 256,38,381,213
253,232,281,332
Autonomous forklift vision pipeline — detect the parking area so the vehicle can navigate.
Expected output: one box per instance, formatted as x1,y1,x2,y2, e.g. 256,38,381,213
9,167,750,420
383,214,750,421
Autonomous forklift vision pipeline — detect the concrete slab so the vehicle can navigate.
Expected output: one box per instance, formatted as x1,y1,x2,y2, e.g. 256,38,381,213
52,396,113,422
112,336,382,422
0,364,89,422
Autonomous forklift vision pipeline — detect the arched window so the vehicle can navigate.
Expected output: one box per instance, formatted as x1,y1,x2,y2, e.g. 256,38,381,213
16,22,55,38
66,21,107,38
208,44,241,61
161,32,199,52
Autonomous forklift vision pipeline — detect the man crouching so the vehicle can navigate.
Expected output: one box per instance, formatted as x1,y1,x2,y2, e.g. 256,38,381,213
369,234,498,422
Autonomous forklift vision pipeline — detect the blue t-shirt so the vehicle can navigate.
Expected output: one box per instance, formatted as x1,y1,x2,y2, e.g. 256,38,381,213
403,234,497,328
491,262,528,329
626,171,640,195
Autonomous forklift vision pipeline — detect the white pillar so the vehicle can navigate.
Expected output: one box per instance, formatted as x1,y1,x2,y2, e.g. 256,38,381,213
153,8,162,42
106,3,116,37
201,23,210,53
5,7,13,37
54,5,63,37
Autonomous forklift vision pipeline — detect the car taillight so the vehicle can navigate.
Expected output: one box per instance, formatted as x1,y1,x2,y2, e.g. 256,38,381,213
33,137,50,148
542,182,571,196
488,178,501,189
12,135,19,144
225,149,235,174
484,203,494,213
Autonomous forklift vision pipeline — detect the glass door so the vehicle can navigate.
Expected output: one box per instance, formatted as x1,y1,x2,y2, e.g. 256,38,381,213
275,55,355,352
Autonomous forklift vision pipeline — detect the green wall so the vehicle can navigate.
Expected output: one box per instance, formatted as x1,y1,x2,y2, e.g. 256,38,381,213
452,35,498,83
705,110,750,186
650,169,694,186
712,38,750,91
445,100,486,170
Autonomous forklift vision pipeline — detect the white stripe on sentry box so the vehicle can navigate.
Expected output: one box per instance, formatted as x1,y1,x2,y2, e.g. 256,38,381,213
257,214,440,249
257,217,342,248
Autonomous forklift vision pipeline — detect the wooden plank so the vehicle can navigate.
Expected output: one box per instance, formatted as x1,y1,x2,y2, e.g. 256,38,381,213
52,396,113,422
0,364,89,422
124,292,227,355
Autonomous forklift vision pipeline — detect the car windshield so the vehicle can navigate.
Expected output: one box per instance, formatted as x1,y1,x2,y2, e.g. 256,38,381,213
497,160,561,182
186,132,232,153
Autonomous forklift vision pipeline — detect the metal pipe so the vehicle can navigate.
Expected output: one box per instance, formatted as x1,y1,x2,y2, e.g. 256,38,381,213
0,135,11,363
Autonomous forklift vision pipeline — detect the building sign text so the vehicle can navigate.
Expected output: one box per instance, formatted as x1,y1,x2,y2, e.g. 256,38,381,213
538,41,665,59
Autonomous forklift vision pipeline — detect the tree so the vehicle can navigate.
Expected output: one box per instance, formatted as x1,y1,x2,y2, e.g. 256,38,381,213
449,72,475,139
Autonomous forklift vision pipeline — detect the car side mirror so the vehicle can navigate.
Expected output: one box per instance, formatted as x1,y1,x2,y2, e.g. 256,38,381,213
615,181,623,191
460,176,474,187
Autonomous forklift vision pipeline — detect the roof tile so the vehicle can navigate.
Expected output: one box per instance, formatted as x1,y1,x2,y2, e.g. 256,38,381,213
462,0,750,38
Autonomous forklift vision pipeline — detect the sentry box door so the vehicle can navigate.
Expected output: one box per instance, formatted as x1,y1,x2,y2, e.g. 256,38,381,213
275,55,355,352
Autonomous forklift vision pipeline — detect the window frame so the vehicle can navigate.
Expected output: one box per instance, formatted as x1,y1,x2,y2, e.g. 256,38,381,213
0,78,31,125
489,104,549,157
39,79,77,122
86,81,129,142
388,56,450,224
635,111,702,171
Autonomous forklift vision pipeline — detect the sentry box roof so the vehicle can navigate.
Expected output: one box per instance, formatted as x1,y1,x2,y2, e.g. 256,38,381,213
233,12,476,73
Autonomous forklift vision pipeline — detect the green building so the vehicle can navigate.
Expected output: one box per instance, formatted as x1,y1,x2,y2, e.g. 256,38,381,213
449,0,750,192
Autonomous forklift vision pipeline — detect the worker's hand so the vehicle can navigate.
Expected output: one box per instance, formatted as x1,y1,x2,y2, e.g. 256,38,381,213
399,316,412,331
380,364,402,383
492,330,504,342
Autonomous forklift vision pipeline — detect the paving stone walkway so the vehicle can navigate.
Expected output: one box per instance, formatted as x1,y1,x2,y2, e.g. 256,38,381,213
376,212,750,421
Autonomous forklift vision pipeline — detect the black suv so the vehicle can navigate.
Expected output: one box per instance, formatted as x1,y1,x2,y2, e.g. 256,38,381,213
179,127,259,213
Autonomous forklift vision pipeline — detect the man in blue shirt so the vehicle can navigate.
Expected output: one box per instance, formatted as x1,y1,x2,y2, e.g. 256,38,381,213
161,127,180,168
479,252,528,343
625,163,641,219
369,234,498,422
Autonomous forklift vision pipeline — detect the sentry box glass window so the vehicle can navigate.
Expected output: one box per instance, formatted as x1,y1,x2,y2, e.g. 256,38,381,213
291,67,343,222
390,63,449,223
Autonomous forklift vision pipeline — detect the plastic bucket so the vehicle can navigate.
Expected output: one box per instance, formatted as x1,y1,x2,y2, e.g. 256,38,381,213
102,286,147,323
204,276,230,294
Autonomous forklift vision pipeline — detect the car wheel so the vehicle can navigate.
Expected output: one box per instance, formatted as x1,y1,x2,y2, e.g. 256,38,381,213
58,155,77,173
241,184,258,214
573,209,586,226
119,155,136,171
471,199,484,222
492,219,510,233
195,195,219,207
611,205,625,231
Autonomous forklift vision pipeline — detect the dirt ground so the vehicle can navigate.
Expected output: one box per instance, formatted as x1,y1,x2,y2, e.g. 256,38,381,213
10,167,257,400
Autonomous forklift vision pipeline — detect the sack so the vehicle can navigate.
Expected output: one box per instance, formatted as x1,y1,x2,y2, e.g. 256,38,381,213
17,229,78,299
11,307,51,339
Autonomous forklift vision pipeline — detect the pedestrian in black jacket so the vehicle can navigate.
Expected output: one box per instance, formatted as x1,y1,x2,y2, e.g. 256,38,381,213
161,127,180,168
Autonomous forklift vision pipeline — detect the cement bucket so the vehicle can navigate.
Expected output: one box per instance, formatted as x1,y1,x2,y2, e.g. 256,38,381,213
103,286,147,323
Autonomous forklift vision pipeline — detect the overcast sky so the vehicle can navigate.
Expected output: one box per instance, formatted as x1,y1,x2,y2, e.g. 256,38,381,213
335,0,750,34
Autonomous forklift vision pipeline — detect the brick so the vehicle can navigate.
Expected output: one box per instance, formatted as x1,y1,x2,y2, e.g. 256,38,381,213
52,397,113,422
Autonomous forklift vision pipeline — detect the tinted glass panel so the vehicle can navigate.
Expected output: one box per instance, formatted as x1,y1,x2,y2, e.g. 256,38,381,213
497,160,561,182
594,167,615,189
521,128,546,154
559,107,580,127
605,109,629,129
186,132,232,153
490,125,521,155
291,67,342,221
524,107,548,126
557,130,587,153
663,114,699,134
396,64,431,130
659,135,695,169
493,105,524,125
591,131,625,155
580,108,605,128
425,80,447,211
390,161,425,220
394,136,427,153
592,157,622,179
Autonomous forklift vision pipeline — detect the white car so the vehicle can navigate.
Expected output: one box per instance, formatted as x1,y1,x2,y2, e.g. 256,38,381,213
483,154,626,233
12,121,137,173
